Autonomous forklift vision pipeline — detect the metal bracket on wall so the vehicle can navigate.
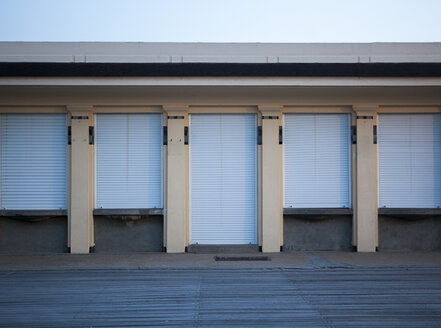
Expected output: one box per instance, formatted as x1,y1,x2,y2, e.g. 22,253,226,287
89,126,94,145
257,126,262,145
262,116,279,120
71,116,89,120
351,126,357,144
373,125,377,145
184,126,189,145
167,116,185,120
373,125,377,144
356,116,373,120
279,126,283,145
67,126,71,145
163,126,168,145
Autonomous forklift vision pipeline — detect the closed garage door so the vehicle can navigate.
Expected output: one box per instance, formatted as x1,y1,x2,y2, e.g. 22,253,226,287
190,114,257,244
378,114,441,208
0,114,67,210
284,114,351,208
95,114,163,209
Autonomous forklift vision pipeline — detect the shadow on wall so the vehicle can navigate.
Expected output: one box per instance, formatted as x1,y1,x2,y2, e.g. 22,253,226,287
0,216,67,255
94,215,163,253
378,216,441,251
283,216,352,252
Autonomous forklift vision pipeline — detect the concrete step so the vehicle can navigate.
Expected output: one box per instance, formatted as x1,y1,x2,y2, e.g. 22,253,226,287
186,244,260,254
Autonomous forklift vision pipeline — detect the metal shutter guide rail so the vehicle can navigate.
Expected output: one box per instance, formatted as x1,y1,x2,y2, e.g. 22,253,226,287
284,208,353,216
93,208,163,216
257,126,262,145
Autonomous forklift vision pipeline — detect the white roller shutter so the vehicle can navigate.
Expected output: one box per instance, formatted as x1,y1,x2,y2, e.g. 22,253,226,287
0,114,67,210
95,114,163,209
378,114,441,208
284,114,351,208
190,114,257,244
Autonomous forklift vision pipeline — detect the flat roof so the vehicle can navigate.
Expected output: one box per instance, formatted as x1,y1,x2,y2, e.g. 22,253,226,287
1,42,441,63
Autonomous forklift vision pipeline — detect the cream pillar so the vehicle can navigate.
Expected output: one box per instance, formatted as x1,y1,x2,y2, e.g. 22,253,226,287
259,106,282,252
68,106,93,254
164,106,187,253
354,106,378,252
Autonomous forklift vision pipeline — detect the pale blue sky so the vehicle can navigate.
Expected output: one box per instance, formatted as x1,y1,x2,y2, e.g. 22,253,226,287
0,0,440,42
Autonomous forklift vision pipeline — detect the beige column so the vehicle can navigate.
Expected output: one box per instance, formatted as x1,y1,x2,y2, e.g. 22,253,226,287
68,106,93,254
164,106,187,253
259,106,283,252
353,106,378,252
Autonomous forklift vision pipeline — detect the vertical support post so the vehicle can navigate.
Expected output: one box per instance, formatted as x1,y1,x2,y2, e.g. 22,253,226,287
68,106,93,254
164,106,187,253
259,106,283,252
353,106,378,252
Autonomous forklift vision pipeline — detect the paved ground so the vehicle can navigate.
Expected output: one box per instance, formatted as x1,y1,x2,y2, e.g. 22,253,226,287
0,252,440,327
1,251,441,270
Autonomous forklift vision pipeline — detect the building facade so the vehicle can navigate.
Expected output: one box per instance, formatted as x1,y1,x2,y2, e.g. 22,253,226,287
0,42,440,254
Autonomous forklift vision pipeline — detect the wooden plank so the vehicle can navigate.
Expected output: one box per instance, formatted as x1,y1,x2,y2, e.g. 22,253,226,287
0,268,440,327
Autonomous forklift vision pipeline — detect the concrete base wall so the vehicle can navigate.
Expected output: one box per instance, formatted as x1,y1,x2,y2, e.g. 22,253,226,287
0,217,67,254
283,216,352,251
94,216,163,253
378,216,441,251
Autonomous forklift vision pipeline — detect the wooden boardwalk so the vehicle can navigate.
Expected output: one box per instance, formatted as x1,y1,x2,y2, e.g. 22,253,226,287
0,268,440,327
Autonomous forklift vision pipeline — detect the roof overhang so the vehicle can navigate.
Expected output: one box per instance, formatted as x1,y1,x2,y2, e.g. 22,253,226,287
1,62,441,78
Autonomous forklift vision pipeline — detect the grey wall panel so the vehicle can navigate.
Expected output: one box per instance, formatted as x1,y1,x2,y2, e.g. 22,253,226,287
94,216,163,253
0,217,67,254
378,216,441,251
283,216,352,251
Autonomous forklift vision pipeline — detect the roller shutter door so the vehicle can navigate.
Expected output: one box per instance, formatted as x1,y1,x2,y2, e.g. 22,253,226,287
284,114,351,208
378,114,441,208
190,114,257,244
95,114,163,209
0,114,67,210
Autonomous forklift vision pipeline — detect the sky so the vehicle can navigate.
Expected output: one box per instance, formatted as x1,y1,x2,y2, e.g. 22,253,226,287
0,0,440,43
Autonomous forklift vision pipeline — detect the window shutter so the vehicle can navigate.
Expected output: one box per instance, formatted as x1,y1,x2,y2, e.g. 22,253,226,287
95,114,163,209
0,114,67,210
190,114,257,244
378,114,441,208
284,114,351,208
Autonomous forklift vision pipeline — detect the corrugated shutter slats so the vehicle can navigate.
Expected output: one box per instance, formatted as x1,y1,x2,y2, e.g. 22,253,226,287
95,114,163,209
0,114,67,210
284,114,351,208
378,114,441,208
190,114,257,244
